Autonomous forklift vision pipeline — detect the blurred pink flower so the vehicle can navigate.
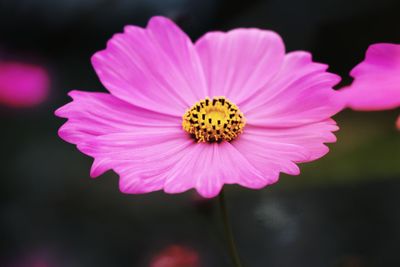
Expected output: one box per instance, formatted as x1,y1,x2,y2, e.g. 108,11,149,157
56,16,341,198
337,43,400,127
0,61,49,107
29,258,49,267
7,255,51,267
149,245,200,267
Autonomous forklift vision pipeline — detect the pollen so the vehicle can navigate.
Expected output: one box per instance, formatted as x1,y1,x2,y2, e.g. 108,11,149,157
182,97,246,143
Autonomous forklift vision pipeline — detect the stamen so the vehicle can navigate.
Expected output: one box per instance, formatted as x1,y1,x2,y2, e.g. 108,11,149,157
182,97,246,143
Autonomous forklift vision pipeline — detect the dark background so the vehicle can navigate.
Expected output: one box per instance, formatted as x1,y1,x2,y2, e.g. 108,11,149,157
1,0,400,266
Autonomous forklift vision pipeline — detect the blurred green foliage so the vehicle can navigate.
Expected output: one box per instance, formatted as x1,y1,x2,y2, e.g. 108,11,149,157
281,109,400,189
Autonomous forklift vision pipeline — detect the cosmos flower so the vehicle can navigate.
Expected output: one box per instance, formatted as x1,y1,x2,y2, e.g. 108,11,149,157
0,61,49,108
337,43,400,128
56,16,341,198
149,245,200,267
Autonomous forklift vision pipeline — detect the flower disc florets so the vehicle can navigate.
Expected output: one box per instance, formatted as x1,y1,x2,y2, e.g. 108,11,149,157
182,96,245,143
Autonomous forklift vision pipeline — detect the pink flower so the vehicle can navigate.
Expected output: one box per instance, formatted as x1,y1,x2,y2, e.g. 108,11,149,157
6,254,51,267
149,245,200,267
0,61,49,108
56,16,341,198
337,43,400,126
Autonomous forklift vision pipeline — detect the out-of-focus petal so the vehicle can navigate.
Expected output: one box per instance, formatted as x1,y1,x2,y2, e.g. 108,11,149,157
339,43,400,110
0,62,49,107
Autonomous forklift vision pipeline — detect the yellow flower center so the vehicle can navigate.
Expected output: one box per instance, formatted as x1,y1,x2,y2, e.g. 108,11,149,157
182,97,246,143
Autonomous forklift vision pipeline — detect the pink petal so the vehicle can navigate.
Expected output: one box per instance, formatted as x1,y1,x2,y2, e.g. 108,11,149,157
240,51,341,127
55,90,182,178
195,28,285,103
0,62,49,108
84,131,194,193
80,132,272,198
234,119,338,179
56,90,179,142
91,16,207,116
338,43,400,110
163,142,274,198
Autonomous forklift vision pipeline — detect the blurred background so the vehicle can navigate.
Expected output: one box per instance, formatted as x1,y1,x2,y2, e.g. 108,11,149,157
0,0,399,266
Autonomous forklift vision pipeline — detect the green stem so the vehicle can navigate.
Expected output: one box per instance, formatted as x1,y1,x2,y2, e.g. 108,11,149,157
218,189,244,267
